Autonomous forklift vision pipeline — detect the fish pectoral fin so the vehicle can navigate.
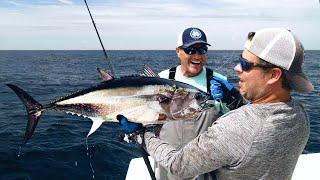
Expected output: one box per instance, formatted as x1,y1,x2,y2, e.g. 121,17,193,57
130,108,160,124
106,106,160,124
87,117,104,137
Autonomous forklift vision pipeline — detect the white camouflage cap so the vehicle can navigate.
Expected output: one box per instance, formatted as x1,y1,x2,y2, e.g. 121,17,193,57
244,28,314,93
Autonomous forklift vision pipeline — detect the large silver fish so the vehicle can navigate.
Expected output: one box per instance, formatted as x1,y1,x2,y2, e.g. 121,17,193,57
6,76,211,144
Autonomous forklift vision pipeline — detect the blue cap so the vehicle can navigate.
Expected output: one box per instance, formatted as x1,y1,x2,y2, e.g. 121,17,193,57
176,27,211,48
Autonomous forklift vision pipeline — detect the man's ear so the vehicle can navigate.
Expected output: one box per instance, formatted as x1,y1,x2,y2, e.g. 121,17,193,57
176,48,181,57
267,68,282,85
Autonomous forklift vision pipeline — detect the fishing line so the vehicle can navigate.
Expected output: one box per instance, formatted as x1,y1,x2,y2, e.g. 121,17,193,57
83,1,156,179
17,146,22,158
83,0,116,77
86,138,95,179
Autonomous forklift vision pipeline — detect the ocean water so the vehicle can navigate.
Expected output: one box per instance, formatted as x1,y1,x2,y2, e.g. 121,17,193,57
0,50,319,179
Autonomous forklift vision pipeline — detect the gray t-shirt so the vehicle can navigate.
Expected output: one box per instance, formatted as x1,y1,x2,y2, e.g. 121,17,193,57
145,98,310,180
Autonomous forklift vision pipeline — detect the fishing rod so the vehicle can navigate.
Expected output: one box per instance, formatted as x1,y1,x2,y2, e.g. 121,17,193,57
141,147,157,180
83,0,116,77
83,1,156,179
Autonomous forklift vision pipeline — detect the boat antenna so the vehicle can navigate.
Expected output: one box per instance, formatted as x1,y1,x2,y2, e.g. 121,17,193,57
83,0,116,77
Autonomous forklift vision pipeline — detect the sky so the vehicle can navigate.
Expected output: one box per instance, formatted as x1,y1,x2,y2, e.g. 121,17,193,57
0,0,319,50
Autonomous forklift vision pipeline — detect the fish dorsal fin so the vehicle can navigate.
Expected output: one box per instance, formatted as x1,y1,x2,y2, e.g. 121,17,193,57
97,67,114,81
143,64,159,77
87,117,104,137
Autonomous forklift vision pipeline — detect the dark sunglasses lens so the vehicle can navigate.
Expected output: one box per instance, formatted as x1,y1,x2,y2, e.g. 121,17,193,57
184,46,207,55
184,47,196,55
239,57,250,71
199,46,208,54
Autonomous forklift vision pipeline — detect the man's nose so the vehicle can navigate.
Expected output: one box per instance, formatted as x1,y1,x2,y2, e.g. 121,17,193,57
193,50,203,57
234,63,242,73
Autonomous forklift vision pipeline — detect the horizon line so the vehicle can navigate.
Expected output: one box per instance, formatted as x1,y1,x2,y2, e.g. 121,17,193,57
0,49,319,51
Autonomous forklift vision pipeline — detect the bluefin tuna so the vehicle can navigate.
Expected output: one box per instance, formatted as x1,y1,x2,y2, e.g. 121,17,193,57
6,76,211,144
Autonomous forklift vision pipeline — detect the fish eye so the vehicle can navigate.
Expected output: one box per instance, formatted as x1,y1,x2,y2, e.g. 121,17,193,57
157,94,171,103
194,93,203,100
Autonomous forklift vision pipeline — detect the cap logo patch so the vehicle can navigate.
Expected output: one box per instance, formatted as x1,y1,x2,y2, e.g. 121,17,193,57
190,29,202,40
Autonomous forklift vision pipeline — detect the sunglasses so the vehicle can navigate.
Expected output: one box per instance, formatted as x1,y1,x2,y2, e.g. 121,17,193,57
239,55,275,71
182,46,208,55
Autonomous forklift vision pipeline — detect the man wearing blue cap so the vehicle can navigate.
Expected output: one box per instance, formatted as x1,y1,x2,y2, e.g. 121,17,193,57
118,27,244,180
154,27,244,179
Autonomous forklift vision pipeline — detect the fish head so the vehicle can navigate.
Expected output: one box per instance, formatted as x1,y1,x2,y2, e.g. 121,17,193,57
158,87,211,120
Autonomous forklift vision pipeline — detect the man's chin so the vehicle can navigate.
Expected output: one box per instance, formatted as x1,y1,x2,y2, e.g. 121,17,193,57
240,89,246,98
188,67,202,75
187,71,201,77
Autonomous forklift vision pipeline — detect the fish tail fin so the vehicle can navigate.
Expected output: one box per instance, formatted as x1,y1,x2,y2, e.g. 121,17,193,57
6,84,43,144
87,117,104,137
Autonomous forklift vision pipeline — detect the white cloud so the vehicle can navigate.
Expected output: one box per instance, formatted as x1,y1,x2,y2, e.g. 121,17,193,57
6,0,21,6
58,0,73,5
0,0,319,50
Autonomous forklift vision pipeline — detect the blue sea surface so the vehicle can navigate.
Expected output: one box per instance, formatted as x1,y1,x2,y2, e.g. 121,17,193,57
0,50,319,179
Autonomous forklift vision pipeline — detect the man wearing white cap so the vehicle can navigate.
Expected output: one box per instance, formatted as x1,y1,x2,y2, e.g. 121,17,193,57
142,28,314,179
